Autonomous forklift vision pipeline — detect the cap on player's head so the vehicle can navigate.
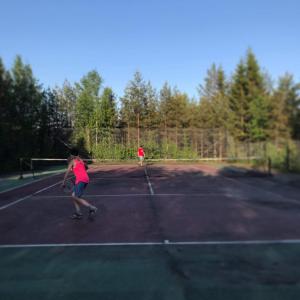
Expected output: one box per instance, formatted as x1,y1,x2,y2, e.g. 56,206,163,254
70,148,79,156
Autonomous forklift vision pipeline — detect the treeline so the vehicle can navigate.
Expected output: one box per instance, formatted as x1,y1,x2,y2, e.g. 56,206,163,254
0,49,300,170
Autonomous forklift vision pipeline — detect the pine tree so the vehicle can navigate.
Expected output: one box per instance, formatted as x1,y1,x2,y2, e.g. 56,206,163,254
120,71,147,128
99,87,117,128
0,58,14,167
271,74,300,140
41,88,67,156
249,94,270,141
159,82,173,129
55,80,77,128
10,56,43,158
229,50,271,141
172,89,190,128
74,70,103,152
144,81,159,129
198,64,229,130
246,49,270,141
229,59,249,141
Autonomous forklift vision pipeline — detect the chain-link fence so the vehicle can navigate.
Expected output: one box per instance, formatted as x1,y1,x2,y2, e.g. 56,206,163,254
83,128,267,160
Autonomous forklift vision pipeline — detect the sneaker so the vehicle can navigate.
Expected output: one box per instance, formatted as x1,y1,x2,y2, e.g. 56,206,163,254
71,212,83,220
89,207,98,218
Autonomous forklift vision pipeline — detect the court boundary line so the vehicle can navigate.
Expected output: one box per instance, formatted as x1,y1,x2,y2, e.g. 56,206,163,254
144,166,154,195
0,180,63,211
32,193,227,199
2,239,300,249
90,177,145,180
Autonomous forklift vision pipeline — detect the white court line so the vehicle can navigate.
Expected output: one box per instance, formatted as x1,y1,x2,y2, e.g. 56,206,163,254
0,180,63,211
90,177,143,180
33,193,225,199
0,171,65,195
144,167,154,195
1,239,300,249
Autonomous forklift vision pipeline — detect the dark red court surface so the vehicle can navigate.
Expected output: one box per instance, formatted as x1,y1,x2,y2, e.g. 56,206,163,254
1,164,300,245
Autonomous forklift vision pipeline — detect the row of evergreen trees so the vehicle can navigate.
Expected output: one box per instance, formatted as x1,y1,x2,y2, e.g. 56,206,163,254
1,49,300,169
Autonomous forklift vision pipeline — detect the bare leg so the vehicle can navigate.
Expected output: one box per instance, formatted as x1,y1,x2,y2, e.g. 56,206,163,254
72,193,96,209
73,200,81,212
71,192,81,212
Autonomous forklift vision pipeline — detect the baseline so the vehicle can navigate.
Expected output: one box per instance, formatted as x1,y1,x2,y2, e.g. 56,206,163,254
2,238,300,249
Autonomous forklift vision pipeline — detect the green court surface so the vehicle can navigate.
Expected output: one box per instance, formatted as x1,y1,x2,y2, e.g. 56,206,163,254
1,243,300,300
0,176,41,193
0,168,65,193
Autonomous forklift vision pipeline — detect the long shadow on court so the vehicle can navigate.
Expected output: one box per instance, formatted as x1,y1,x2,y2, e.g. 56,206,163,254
146,164,300,243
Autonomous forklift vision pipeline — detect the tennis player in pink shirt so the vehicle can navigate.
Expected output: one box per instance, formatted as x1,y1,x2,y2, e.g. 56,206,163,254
62,148,97,220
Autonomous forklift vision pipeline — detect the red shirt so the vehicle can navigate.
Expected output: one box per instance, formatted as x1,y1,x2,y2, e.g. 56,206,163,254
138,147,145,157
73,159,89,184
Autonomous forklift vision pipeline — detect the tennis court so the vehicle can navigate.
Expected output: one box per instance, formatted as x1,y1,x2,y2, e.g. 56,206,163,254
1,162,300,299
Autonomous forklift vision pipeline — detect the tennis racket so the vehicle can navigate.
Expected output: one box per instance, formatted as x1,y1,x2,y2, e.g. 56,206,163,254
62,178,75,194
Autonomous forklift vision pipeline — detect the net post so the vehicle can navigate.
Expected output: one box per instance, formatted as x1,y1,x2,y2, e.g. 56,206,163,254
19,158,23,179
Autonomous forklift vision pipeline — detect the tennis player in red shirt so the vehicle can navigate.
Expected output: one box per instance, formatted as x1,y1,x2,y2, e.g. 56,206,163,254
137,145,145,166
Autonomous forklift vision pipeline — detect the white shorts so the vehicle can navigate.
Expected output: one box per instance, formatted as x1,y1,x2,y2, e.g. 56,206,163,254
138,156,144,161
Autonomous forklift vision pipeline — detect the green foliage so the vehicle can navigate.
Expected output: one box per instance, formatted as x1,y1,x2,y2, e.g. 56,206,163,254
249,95,270,141
120,71,147,127
277,74,300,139
7,56,43,158
55,80,77,127
1,49,300,173
198,64,229,129
91,128,198,160
120,71,159,129
229,60,249,140
270,77,291,141
266,140,300,172
74,70,103,151
99,87,117,128
159,84,191,129
0,56,73,170
0,59,13,169
229,49,271,142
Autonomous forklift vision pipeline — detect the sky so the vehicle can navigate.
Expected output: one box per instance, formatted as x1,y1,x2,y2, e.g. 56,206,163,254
0,0,299,99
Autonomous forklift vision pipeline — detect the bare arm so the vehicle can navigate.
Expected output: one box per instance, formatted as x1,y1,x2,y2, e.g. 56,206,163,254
62,160,73,186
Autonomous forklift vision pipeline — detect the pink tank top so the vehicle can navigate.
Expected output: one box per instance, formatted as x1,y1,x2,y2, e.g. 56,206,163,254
73,159,89,184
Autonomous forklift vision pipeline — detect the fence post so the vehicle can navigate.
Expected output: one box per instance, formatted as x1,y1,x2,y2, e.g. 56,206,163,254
285,143,290,172
268,157,272,176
